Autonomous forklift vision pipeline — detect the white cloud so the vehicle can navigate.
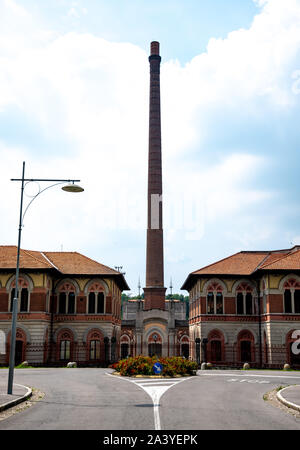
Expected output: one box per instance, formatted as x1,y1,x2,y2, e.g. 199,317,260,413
67,5,87,19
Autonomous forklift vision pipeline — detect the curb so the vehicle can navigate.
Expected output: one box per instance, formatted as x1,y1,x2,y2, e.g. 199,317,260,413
276,386,300,413
110,371,194,378
0,385,32,413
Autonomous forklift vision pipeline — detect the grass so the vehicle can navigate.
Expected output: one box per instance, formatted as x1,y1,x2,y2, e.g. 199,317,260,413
0,364,36,369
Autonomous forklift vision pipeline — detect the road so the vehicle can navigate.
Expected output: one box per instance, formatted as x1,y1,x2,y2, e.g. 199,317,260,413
0,368,300,430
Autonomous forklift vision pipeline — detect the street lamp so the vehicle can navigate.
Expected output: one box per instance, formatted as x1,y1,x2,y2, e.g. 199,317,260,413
195,338,201,366
7,161,84,394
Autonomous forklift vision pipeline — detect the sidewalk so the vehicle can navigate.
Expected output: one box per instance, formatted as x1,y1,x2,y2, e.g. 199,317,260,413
277,385,300,412
0,383,32,412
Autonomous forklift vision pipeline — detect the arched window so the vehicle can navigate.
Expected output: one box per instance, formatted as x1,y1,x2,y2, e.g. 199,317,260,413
57,330,73,361
60,340,70,360
87,283,106,314
58,292,66,313
236,292,243,314
241,341,252,362
89,340,101,360
88,292,96,313
207,329,225,362
211,341,222,361
148,332,162,358
283,279,300,314
216,293,223,314
120,334,131,359
57,282,76,314
121,343,129,359
295,290,300,313
284,290,292,313
85,329,103,362
246,293,253,315
235,282,254,315
9,278,30,313
0,330,5,355
237,330,254,363
206,282,224,315
207,292,214,314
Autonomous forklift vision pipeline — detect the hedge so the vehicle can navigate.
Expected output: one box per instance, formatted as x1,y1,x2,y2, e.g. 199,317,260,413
110,356,197,377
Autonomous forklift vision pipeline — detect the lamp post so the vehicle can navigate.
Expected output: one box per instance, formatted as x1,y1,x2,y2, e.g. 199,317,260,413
256,278,262,368
202,338,208,364
195,338,201,366
7,161,84,394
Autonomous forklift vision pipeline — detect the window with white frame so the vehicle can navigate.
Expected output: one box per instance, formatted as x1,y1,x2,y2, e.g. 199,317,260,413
87,282,106,314
235,283,254,315
9,278,30,313
60,340,71,360
206,282,224,314
57,282,76,314
283,279,300,313
88,292,105,313
89,340,101,360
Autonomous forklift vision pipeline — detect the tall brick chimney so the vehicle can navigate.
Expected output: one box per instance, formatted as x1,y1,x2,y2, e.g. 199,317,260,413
143,41,166,310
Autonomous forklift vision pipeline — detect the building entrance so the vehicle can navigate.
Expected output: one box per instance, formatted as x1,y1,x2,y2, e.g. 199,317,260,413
148,343,162,358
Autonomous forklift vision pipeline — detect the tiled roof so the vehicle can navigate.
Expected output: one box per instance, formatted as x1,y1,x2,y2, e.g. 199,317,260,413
43,251,120,275
0,246,129,290
181,246,300,290
190,252,269,276
261,249,300,270
0,246,52,269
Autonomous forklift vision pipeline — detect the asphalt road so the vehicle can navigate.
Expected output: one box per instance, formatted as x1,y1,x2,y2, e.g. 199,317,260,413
0,368,300,430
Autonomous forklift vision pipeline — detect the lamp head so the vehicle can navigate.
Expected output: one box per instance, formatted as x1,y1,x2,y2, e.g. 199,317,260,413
61,183,84,193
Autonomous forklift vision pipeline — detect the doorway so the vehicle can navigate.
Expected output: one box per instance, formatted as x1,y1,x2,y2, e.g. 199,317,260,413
241,341,252,363
148,343,162,358
211,340,222,362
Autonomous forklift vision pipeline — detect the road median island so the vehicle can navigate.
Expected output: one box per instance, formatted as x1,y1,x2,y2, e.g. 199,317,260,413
0,384,32,413
276,385,300,413
0,386,45,421
109,356,197,377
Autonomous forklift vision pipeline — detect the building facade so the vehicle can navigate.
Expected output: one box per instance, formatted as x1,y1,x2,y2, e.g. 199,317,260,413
0,246,129,366
121,298,189,358
182,246,300,368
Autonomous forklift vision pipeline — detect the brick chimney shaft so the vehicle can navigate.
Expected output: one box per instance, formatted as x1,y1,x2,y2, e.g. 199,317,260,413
144,41,166,310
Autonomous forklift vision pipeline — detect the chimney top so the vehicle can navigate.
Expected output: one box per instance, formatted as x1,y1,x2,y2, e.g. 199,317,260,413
150,41,160,56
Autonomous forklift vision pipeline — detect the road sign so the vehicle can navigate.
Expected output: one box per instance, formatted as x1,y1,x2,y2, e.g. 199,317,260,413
153,362,163,374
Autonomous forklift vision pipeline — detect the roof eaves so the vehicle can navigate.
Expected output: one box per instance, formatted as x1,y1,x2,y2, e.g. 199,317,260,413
191,252,242,275
250,252,272,273
21,249,53,268
40,252,60,271
259,249,297,270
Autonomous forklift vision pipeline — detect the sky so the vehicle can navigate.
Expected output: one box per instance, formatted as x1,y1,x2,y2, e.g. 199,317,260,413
1,0,300,296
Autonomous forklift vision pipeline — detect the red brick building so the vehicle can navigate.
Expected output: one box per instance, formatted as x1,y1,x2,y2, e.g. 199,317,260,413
182,246,300,368
0,246,129,366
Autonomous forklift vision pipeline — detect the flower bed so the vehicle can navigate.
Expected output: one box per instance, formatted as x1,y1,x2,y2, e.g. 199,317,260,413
110,356,197,377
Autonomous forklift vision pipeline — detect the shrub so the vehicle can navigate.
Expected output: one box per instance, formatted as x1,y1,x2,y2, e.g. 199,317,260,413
110,356,197,377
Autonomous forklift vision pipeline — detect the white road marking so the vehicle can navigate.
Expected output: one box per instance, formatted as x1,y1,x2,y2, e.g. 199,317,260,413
200,372,300,379
106,374,192,430
227,378,270,384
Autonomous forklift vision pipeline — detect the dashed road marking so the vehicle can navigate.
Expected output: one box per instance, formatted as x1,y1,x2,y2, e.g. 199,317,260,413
200,372,300,379
106,374,193,430
227,378,270,384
